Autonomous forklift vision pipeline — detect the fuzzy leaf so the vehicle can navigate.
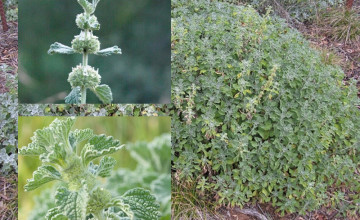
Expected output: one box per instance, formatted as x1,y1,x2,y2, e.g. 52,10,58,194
19,142,47,156
96,46,122,56
48,43,76,55
77,0,96,14
69,128,94,151
20,118,75,157
121,188,160,220
49,118,76,146
41,143,66,165
55,186,88,220
109,198,133,219
65,87,81,104
94,84,113,104
81,134,124,164
96,156,117,177
20,127,54,156
46,208,68,220
25,165,62,191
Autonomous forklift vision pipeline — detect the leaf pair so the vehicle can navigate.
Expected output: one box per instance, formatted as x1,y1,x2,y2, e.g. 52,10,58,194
48,43,122,57
65,84,113,104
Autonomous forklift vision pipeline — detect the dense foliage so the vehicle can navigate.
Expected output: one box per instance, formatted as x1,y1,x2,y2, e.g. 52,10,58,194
20,117,161,219
3,0,17,21
171,0,360,215
0,65,18,175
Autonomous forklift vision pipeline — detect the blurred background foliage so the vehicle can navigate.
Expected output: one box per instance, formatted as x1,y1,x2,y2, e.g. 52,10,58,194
18,116,171,220
18,0,170,104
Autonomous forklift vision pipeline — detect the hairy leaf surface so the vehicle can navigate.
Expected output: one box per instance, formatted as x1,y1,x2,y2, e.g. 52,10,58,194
94,84,113,104
48,42,76,55
54,186,88,220
81,134,124,164
96,46,122,56
122,188,160,220
25,165,62,191
65,87,81,104
96,156,117,177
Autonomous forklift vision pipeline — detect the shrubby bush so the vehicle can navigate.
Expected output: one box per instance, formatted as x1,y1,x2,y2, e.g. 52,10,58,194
171,0,360,215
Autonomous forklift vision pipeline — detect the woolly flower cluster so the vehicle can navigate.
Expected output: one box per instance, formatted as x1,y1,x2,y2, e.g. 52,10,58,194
72,31,100,54
68,65,101,89
76,13,100,30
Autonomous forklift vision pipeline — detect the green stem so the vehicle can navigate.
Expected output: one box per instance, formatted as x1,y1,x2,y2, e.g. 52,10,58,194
83,52,88,66
81,29,89,104
81,86,87,104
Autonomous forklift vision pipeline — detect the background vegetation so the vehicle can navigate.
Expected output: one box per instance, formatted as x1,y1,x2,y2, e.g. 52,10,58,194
18,116,171,220
19,0,170,104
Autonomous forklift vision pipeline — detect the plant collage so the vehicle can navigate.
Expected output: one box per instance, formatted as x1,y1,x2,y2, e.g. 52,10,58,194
0,0,359,219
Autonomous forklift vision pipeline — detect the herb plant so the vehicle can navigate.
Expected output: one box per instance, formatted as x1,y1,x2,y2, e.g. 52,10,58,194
48,0,121,104
20,117,160,220
172,0,360,216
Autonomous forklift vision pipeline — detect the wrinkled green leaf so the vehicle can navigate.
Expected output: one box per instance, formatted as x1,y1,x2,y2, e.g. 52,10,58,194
45,207,68,220
48,43,76,55
49,117,75,146
94,84,113,104
121,188,160,220
43,143,67,165
19,142,47,156
69,128,94,151
81,134,124,164
25,165,62,191
77,0,95,14
65,87,81,104
96,156,117,177
96,46,122,56
109,198,133,219
55,186,88,220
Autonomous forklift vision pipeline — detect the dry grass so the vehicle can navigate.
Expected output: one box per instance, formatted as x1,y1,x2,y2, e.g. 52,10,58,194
317,7,360,44
0,174,17,220
172,179,219,220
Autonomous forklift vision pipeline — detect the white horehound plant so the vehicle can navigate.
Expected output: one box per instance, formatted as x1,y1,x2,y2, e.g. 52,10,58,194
20,117,160,220
48,0,121,104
